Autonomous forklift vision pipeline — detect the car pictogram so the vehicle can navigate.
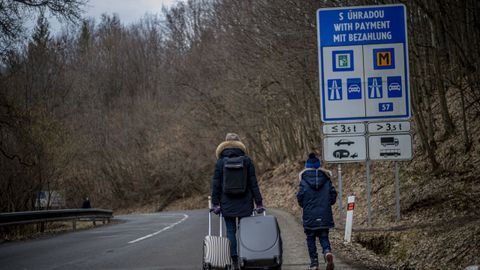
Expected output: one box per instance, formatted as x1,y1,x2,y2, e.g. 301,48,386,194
334,139,354,146
388,82,401,91
348,84,361,93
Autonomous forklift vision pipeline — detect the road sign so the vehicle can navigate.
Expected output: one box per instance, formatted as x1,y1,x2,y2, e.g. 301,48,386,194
323,136,367,162
323,122,365,135
368,133,412,160
367,121,411,133
317,4,410,122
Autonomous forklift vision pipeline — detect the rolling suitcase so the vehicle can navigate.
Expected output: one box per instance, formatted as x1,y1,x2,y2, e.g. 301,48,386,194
203,196,232,270
238,211,283,269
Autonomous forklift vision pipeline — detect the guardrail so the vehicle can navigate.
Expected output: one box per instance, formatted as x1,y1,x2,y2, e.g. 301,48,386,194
0,208,113,231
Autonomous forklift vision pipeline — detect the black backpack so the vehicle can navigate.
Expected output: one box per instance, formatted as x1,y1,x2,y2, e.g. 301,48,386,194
222,156,248,194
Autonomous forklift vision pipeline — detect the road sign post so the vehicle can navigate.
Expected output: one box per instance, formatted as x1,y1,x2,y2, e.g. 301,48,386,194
366,160,372,225
338,164,343,221
395,162,400,221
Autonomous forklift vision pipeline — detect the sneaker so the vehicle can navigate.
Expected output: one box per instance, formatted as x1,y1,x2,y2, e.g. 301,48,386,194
325,252,334,270
308,257,319,270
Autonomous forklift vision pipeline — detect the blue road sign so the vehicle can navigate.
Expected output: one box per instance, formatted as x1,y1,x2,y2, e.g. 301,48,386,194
327,79,343,100
387,76,402,97
347,78,362,99
379,102,394,112
318,4,410,122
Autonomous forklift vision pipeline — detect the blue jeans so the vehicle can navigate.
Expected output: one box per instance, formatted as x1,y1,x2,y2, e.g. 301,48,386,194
224,216,242,257
304,228,331,261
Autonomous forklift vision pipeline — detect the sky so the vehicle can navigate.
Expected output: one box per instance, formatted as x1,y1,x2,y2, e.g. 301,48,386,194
47,0,178,33
82,0,178,24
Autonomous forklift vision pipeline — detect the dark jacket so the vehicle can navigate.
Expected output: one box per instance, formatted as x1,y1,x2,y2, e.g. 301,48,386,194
296,169,337,229
211,141,263,218
82,199,91,209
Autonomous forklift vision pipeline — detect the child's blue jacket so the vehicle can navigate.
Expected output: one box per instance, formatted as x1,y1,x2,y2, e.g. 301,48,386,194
296,169,337,229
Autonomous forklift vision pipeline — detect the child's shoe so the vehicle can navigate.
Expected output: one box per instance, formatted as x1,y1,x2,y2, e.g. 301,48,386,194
325,252,334,270
308,257,319,270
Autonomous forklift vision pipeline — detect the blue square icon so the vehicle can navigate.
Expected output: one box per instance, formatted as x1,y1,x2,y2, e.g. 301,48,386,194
367,77,383,99
327,79,342,101
379,102,394,112
347,78,362,99
387,76,402,98
332,50,354,72
373,48,395,70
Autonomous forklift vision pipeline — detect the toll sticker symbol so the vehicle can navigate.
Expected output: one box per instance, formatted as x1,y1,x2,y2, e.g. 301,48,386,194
368,77,383,99
327,79,342,100
373,48,395,69
387,76,402,98
332,50,354,72
347,78,362,99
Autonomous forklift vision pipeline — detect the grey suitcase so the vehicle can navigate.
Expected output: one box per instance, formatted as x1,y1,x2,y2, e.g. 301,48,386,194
238,211,282,269
203,196,232,270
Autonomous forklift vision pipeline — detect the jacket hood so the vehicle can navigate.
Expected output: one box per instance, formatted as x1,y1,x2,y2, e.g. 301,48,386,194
215,140,247,159
302,169,329,191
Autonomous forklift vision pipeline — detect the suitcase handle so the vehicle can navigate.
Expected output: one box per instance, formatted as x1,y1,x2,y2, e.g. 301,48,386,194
252,210,267,216
208,196,212,236
208,196,224,237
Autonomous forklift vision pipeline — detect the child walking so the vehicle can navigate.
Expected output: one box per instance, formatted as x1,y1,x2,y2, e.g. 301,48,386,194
297,153,337,270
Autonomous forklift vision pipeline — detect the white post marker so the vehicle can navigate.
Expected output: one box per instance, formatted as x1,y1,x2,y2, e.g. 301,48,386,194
344,196,355,243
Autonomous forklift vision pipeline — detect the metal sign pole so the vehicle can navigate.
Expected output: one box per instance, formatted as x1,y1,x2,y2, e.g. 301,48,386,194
395,161,401,221
366,160,372,225
338,164,343,221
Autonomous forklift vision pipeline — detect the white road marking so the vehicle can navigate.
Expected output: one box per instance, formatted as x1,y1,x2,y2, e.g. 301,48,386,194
128,213,189,244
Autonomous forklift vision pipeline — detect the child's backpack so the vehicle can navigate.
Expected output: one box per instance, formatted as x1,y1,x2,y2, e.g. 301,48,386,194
222,156,248,194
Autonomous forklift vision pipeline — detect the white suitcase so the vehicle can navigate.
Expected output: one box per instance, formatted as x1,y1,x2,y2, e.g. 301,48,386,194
203,196,232,270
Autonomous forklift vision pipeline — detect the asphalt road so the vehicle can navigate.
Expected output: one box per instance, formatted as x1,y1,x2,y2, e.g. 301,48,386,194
0,209,358,270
